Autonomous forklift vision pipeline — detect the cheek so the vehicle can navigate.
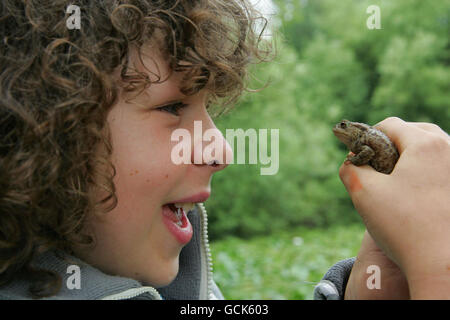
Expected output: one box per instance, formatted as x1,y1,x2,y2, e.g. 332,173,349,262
112,129,171,185
104,112,188,226
111,140,188,224
117,149,175,193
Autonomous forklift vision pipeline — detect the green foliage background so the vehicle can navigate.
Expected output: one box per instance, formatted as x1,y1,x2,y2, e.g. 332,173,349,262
211,224,365,299
206,0,449,241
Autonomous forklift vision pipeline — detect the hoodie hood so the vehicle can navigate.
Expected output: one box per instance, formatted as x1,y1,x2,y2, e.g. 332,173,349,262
0,203,217,300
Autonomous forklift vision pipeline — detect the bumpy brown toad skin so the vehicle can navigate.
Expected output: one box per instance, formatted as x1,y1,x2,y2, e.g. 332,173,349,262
332,119,400,174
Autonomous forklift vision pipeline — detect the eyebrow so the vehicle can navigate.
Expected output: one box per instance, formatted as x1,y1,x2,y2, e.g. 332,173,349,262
152,98,186,108
142,79,187,107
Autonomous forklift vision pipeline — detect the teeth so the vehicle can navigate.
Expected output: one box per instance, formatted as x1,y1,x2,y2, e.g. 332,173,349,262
174,202,195,213
175,208,182,220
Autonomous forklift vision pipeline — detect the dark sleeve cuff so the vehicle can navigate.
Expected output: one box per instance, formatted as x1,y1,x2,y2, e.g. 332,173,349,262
313,257,356,300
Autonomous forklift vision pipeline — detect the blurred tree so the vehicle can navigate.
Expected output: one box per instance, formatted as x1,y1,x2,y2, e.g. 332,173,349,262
273,0,449,129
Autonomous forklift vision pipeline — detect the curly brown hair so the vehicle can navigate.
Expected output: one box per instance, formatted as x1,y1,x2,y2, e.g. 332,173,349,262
0,0,272,298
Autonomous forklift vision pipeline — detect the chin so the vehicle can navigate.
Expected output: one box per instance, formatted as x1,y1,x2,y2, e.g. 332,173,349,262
141,255,180,288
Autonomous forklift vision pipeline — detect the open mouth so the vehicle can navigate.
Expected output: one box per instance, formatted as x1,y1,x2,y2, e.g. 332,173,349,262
166,203,195,227
161,202,195,244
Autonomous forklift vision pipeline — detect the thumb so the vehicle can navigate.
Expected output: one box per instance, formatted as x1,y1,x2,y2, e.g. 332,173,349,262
339,161,403,267
338,160,387,217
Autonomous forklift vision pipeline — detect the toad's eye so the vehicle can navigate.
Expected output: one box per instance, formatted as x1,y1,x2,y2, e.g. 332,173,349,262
157,102,189,116
340,122,347,129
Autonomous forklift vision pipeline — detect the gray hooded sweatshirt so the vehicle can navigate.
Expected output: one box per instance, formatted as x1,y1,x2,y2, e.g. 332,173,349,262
0,202,353,300
0,203,224,300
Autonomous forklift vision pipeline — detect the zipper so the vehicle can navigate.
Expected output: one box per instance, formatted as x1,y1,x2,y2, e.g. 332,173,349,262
101,287,162,300
197,202,214,300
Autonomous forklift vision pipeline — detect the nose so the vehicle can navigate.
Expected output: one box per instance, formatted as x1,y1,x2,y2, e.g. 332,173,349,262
191,115,233,173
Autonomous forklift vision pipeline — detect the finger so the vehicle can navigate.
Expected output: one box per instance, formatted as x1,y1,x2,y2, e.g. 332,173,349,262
373,117,428,153
407,122,449,139
338,159,385,197
338,162,395,256
343,151,355,164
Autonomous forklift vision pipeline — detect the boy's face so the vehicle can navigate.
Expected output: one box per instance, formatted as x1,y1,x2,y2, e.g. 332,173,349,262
75,45,232,287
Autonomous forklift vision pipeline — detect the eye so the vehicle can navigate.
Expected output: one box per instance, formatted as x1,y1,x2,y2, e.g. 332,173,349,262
157,102,189,116
340,122,347,129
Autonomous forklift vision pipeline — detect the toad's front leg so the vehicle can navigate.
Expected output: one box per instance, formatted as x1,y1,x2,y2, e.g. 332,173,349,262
347,145,375,166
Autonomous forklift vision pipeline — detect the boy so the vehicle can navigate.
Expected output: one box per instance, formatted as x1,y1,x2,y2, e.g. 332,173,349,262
0,0,449,300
